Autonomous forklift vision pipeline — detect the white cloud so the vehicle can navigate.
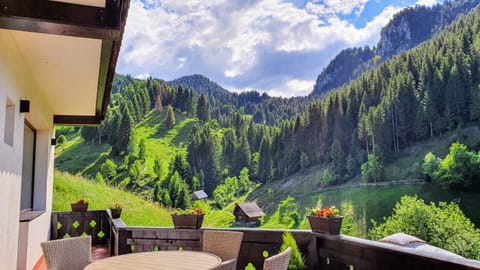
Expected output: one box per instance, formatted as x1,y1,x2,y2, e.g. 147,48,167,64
134,73,151,80
117,0,403,97
308,0,369,15
267,79,315,97
415,0,438,7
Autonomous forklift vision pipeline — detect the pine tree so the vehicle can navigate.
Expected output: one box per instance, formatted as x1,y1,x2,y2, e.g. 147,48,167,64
258,137,273,183
197,94,210,121
165,105,176,128
113,104,134,156
138,139,147,161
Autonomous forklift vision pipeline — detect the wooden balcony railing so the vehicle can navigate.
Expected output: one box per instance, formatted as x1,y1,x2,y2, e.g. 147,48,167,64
50,210,480,270
50,210,110,246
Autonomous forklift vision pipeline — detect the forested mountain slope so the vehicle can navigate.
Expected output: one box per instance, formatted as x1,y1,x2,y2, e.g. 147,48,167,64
311,0,480,96
57,6,480,214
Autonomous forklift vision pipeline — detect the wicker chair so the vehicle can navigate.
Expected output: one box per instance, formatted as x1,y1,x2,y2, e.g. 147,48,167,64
203,230,243,269
263,247,292,270
41,236,92,270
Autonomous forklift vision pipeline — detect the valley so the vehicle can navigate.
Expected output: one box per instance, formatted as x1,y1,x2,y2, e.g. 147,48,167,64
53,0,480,260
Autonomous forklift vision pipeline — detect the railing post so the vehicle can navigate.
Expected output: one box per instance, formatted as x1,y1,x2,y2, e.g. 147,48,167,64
116,228,131,255
50,212,59,240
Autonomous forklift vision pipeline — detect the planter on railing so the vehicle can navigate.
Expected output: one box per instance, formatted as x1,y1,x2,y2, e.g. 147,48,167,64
171,214,204,229
307,216,343,235
71,202,89,212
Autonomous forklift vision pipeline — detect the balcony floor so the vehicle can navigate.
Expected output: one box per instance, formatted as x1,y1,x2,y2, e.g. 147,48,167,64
33,245,110,270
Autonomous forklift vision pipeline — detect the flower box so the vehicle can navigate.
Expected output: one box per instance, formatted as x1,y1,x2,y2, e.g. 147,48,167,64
171,214,204,229
307,215,343,235
71,202,89,212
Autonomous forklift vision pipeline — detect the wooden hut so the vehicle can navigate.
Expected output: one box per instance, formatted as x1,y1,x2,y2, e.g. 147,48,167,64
234,202,265,226
192,190,208,200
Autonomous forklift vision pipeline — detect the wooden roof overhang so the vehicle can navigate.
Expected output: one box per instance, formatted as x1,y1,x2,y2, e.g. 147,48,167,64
0,0,130,125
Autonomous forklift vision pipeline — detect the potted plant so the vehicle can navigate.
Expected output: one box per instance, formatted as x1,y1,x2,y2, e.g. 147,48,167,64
71,198,89,212
171,208,204,229
307,206,342,235
109,202,123,219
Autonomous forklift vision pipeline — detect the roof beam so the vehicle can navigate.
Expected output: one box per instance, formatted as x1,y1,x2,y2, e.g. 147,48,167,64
0,0,126,39
53,115,102,125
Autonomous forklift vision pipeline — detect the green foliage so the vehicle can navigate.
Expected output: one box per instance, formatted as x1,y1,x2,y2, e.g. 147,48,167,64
138,139,147,161
165,105,176,128
113,105,134,156
100,159,117,182
369,195,480,259
320,169,334,187
57,134,67,145
95,172,105,185
213,168,254,208
277,196,301,229
280,231,306,270
434,142,480,189
339,201,361,236
421,152,440,181
361,153,384,183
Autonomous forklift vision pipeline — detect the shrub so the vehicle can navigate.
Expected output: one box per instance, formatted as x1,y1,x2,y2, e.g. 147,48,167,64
361,153,384,183
368,195,480,259
434,143,480,190
280,231,305,270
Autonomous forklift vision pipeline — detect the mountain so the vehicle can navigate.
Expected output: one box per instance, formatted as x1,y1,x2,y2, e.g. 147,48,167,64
169,74,233,98
311,0,480,96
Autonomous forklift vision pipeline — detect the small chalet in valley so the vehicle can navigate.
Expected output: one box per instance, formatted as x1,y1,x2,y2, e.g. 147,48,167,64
233,202,265,226
192,190,208,200
0,1,129,269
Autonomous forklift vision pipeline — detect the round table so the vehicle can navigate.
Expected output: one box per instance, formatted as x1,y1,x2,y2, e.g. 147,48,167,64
83,250,222,270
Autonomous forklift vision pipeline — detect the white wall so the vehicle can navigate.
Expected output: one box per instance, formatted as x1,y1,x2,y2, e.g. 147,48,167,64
0,29,54,270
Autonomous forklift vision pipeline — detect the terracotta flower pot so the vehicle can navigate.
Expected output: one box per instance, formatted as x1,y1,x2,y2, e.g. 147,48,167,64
171,214,204,229
110,209,122,219
307,215,343,235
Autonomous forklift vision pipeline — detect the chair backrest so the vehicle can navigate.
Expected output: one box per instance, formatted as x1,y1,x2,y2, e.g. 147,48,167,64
41,236,92,270
203,230,244,262
263,247,292,270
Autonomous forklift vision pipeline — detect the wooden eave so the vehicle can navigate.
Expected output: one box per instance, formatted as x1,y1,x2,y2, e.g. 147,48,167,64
0,0,130,125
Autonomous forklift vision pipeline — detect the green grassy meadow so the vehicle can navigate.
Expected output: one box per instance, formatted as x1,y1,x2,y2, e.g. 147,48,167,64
53,171,173,226
53,171,235,228
55,110,196,180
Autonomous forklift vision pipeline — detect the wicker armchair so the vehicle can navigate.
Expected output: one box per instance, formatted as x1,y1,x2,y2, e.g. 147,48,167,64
41,236,92,270
263,247,292,270
203,230,243,269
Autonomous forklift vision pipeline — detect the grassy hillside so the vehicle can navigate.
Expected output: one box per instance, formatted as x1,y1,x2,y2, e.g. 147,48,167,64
53,171,173,226
53,171,236,227
55,109,197,180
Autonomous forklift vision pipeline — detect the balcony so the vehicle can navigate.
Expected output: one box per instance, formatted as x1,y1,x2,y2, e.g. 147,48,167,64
47,210,480,270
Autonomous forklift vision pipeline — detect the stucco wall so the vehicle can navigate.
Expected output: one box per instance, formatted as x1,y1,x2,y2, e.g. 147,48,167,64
0,29,54,270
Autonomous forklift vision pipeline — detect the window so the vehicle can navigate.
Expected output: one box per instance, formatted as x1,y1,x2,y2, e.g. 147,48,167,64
4,97,15,146
21,123,35,210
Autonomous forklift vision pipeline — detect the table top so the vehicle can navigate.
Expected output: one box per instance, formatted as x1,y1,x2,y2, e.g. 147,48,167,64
83,250,222,270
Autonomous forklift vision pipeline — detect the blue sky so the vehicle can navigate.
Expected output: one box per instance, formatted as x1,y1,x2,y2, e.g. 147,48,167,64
117,0,442,97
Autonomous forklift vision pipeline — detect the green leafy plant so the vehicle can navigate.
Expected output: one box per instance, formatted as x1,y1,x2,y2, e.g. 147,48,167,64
280,231,305,269
369,195,480,259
